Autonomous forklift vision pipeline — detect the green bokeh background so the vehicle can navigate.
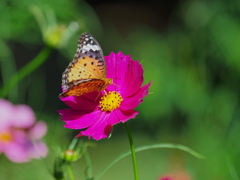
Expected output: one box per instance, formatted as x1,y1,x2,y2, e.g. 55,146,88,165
0,0,240,179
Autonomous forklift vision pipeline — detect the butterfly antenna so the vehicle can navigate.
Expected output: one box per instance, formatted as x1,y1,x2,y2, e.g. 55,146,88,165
107,55,125,90
112,81,121,88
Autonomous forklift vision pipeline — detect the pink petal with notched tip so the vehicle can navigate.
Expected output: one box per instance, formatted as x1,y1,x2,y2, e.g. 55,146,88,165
75,109,138,140
108,109,138,124
117,109,138,123
120,82,152,110
75,112,111,140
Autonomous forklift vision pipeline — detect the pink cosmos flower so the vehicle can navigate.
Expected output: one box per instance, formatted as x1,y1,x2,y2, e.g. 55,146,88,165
58,52,151,140
0,99,48,163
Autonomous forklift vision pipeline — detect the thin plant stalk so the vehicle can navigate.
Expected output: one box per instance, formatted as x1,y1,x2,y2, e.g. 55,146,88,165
124,123,139,180
0,46,52,97
95,143,204,180
83,146,93,180
67,165,75,180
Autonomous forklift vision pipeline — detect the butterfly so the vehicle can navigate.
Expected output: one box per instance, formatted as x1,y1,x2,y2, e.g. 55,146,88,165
59,33,113,98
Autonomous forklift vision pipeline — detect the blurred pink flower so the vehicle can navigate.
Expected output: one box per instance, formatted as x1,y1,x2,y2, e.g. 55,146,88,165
158,170,192,180
58,52,151,140
0,99,48,163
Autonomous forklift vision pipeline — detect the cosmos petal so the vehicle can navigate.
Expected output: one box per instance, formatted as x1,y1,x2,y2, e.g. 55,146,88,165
12,105,35,128
61,109,102,129
108,109,138,124
120,82,152,110
105,52,127,91
4,141,30,163
28,121,47,140
120,58,144,97
76,112,111,140
0,99,14,128
29,141,48,159
76,109,138,140
105,52,144,97
58,108,93,120
60,91,100,110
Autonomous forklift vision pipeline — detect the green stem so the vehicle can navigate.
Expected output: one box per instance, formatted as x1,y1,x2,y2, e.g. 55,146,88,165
0,46,52,97
124,123,139,180
68,138,79,150
84,146,93,180
95,143,205,180
226,155,239,180
67,165,75,180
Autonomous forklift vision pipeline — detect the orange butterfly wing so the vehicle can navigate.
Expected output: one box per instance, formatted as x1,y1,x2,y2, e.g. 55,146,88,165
60,79,107,97
59,33,112,98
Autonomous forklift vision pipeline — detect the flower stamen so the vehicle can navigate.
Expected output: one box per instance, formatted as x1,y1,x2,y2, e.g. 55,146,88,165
0,131,12,143
99,91,123,112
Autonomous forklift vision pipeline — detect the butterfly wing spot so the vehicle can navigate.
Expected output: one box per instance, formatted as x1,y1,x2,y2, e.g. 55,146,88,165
91,62,94,65
84,63,87,67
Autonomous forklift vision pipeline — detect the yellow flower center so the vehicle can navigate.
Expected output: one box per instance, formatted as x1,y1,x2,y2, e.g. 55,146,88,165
0,131,12,143
99,91,123,112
